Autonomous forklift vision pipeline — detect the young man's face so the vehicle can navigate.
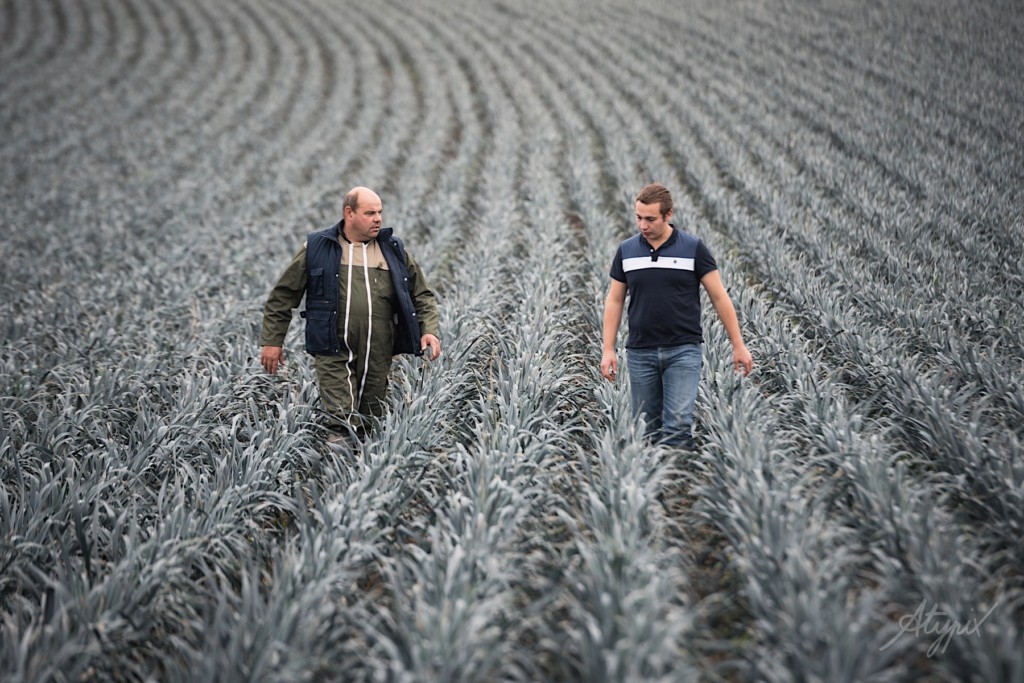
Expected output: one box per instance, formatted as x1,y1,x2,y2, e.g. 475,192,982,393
344,192,383,242
635,201,672,242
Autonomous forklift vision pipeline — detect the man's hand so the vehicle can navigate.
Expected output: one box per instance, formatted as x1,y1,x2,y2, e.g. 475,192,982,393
734,344,753,376
600,350,618,381
421,334,442,361
261,346,284,374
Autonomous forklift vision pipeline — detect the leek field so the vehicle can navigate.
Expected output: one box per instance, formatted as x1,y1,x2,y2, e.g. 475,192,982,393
2,0,1022,680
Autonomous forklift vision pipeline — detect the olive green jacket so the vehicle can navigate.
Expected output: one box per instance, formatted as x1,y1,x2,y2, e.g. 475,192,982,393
260,235,439,353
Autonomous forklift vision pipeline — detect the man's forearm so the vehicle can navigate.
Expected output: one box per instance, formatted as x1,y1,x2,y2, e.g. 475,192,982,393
260,250,307,346
602,302,623,352
260,302,294,347
712,296,745,347
407,255,440,337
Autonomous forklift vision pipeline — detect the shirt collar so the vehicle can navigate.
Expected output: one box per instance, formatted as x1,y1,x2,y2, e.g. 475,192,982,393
639,225,678,254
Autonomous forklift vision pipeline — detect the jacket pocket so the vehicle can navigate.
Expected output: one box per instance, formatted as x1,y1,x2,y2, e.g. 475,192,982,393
308,267,325,297
303,307,335,354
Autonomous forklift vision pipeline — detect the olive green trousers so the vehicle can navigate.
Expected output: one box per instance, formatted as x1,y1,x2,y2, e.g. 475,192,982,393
314,347,393,432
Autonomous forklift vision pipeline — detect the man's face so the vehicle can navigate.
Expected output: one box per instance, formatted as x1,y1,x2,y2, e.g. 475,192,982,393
344,192,383,242
635,201,671,242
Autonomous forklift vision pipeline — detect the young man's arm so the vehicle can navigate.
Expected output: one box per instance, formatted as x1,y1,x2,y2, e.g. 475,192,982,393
601,279,628,381
700,270,753,376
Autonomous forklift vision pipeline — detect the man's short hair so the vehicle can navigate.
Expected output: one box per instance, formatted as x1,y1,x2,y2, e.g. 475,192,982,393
636,183,673,218
343,189,361,213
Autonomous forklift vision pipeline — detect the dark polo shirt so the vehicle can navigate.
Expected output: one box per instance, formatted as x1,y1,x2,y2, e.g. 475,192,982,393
610,227,717,348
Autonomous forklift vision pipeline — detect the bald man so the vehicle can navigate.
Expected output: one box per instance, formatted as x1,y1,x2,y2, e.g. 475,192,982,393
260,187,441,439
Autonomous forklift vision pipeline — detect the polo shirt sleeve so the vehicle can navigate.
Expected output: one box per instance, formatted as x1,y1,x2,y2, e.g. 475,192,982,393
695,239,718,279
609,245,626,282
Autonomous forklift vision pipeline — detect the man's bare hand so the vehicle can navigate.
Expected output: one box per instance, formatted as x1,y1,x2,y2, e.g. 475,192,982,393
261,346,284,374
734,344,753,376
421,334,442,361
600,350,618,381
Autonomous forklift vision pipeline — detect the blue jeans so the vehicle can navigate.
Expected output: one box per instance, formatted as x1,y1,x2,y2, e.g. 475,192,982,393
626,344,702,448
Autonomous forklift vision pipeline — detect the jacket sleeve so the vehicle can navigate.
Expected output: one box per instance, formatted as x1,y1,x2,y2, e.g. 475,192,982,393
259,247,307,347
405,251,440,338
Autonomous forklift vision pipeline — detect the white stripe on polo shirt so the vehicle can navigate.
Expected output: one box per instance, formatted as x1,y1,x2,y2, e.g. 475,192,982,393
622,256,695,272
